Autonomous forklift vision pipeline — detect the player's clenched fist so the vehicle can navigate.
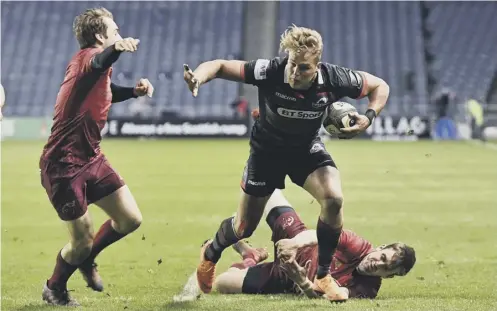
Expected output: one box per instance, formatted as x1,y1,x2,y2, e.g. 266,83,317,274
183,64,200,97
133,78,154,98
115,38,140,52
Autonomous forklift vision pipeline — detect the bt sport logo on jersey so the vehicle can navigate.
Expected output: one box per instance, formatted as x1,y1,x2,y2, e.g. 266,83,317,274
277,108,324,120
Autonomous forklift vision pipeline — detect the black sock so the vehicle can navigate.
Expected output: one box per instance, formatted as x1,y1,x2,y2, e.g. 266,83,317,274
316,218,342,279
204,217,241,263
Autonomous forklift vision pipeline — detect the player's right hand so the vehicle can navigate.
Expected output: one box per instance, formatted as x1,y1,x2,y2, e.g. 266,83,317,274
183,64,200,97
339,111,370,137
115,38,140,52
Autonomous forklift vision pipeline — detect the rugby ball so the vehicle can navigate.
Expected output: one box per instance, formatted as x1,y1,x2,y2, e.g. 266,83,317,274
322,102,357,137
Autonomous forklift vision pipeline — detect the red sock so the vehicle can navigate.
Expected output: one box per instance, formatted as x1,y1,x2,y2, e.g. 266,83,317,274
47,251,78,290
83,219,126,265
230,258,257,270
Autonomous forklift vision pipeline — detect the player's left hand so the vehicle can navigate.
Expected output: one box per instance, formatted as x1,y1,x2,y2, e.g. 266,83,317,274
133,78,154,98
276,238,299,263
280,259,311,284
339,111,370,138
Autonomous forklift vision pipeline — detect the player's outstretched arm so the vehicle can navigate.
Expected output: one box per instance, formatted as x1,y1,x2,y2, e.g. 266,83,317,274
183,60,246,97
110,79,154,103
91,38,140,72
110,83,136,103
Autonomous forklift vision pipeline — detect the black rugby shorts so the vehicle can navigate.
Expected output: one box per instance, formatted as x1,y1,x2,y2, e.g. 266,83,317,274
240,139,336,197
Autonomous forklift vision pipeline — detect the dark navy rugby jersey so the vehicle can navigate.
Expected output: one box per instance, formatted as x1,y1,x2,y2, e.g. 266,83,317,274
243,57,367,150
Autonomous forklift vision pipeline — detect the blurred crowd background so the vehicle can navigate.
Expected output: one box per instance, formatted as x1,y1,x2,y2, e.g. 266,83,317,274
1,1,496,140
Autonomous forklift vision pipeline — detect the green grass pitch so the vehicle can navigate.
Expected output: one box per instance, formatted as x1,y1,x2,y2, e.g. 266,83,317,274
2,139,496,311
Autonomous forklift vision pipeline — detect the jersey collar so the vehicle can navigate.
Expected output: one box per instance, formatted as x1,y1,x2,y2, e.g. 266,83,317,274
317,67,324,85
284,68,325,87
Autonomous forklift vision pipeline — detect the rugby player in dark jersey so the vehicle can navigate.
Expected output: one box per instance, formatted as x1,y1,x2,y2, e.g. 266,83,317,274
184,25,390,301
214,190,416,299
39,8,154,306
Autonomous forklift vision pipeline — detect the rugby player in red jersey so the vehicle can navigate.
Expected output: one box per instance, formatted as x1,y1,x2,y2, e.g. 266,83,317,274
214,190,416,299
184,25,390,301
39,8,154,306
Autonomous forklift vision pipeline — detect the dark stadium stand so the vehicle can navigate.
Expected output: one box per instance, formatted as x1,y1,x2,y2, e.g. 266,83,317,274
278,1,497,117
427,2,497,101
1,1,496,119
278,1,430,116
0,1,243,118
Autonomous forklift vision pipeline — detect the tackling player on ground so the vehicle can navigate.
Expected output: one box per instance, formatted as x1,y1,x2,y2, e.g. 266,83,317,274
39,8,154,306
184,25,390,301
214,190,416,299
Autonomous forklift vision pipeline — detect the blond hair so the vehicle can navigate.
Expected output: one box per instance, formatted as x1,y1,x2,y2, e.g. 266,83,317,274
279,25,323,59
73,7,113,48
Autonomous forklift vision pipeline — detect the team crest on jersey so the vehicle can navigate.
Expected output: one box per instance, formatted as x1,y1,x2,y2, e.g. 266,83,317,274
312,93,330,108
60,200,77,217
313,97,329,108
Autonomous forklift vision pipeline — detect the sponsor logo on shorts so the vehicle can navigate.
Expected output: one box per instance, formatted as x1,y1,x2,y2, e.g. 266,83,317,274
61,200,76,217
310,143,324,154
247,180,266,186
312,96,329,108
277,108,324,120
275,92,297,102
281,216,295,229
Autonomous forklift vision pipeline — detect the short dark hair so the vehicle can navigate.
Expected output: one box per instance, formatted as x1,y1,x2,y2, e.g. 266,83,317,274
73,7,113,49
384,243,416,275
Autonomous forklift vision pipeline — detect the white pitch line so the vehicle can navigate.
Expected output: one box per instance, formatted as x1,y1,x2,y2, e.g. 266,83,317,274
466,140,497,151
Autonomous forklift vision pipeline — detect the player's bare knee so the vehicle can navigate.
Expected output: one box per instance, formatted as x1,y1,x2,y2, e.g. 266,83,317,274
116,209,142,234
214,270,243,294
117,215,142,234
213,273,230,294
321,194,344,215
129,209,143,230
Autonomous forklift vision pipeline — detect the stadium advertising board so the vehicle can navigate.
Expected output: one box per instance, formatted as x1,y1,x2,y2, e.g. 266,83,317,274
102,118,249,138
362,116,431,141
0,117,52,140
